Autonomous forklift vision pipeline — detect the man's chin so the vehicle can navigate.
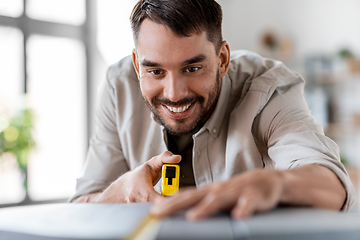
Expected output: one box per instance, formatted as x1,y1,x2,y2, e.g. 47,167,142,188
164,126,196,136
162,119,204,136
151,108,205,136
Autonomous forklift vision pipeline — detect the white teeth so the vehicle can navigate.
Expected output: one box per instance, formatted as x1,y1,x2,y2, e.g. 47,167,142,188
166,103,192,113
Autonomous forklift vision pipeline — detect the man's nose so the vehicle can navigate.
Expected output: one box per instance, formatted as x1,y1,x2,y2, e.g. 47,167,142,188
163,72,188,103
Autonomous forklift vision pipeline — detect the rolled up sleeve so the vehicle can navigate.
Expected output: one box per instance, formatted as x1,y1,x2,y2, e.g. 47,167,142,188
256,79,355,211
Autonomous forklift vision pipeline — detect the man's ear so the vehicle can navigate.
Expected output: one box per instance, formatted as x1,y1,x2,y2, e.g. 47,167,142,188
218,41,230,78
132,49,140,78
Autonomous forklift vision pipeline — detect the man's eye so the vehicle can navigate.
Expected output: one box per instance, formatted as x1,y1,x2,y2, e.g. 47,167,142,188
150,69,163,75
186,67,200,73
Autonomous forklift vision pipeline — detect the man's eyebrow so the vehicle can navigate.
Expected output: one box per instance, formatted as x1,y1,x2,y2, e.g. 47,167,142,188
141,59,162,67
140,54,207,67
181,54,207,66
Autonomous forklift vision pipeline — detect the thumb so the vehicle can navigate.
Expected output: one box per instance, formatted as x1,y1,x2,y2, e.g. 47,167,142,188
146,151,181,173
147,190,163,202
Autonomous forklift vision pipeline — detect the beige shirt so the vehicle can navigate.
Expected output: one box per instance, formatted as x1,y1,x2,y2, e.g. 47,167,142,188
71,50,355,210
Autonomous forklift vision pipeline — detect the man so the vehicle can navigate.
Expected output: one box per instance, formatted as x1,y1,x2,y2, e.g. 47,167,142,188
71,0,354,220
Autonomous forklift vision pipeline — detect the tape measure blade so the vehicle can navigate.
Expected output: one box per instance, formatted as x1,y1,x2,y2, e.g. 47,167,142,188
124,214,162,240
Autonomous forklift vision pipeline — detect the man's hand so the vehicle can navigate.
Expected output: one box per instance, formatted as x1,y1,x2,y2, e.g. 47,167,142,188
150,165,346,220
150,169,283,220
75,151,181,203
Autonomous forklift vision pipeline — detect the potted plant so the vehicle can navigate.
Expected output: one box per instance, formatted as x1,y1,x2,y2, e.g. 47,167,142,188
0,105,35,197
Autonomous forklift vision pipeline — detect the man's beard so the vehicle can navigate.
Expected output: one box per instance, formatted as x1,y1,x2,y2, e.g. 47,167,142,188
143,70,221,136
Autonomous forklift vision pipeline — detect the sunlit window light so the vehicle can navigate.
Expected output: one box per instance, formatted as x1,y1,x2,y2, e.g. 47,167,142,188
0,0,23,17
26,0,85,25
96,0,137,65
0,26,25,204
27,35,86,201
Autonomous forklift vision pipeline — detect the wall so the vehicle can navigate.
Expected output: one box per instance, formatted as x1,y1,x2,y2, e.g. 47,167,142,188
218,0,360,59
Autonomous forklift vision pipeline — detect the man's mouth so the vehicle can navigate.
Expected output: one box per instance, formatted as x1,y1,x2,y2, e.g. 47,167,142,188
161,102,196,119
165,103,192,113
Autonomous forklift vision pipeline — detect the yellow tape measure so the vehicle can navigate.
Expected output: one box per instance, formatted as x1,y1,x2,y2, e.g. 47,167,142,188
161,164,180,197
126,164,180,240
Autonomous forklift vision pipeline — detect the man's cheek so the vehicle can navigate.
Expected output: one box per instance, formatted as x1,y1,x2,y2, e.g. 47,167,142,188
140,83,151,102
141,80,161,99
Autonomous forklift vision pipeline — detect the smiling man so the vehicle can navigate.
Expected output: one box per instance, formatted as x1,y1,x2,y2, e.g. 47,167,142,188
71,0,355,220
134,21,222,136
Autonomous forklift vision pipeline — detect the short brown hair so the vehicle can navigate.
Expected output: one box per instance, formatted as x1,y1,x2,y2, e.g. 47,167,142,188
130,0,223,53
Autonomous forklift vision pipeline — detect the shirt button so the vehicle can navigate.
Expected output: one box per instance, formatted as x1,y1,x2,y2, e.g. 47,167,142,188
212,128,217,134
197,150,201,156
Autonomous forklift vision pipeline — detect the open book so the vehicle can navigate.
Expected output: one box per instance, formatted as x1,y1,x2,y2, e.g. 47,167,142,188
0,203,359,240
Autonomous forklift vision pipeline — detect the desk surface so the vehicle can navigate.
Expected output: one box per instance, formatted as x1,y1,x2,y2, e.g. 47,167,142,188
0,203,360,240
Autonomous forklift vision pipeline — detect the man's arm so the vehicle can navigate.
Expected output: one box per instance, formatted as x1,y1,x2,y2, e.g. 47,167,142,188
150,164,346,220
253,72,354,211
279,164,346,210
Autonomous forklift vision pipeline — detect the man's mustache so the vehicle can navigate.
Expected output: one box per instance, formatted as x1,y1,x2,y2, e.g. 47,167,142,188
152,95,204,106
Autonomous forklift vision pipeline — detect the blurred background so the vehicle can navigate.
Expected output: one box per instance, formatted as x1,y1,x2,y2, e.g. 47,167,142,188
0,0,360,208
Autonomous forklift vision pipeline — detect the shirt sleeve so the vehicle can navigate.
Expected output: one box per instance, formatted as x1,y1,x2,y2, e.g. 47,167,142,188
254,77,355,211
68,74,129,202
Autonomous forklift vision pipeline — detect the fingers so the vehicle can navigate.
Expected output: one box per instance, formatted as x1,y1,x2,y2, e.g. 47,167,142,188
143,151,181,185
74,196,88,203
186,188,237,220
150,188,205,218
151,186,274,220
74,193,101,203
146,151,182,173
231,192,257,219
150,185,240,221
186,195,227,220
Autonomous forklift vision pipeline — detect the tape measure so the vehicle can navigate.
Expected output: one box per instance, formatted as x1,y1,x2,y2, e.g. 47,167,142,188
161,164,180,197
126,164,180,240
124,214,162,240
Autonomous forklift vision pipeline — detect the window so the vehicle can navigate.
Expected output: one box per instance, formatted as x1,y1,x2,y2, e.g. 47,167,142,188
0,1,90,206
26,0,85,25
0,0,23,17
0,26,25,204
27,35,86,200
0,26,24,111
96,0,136,65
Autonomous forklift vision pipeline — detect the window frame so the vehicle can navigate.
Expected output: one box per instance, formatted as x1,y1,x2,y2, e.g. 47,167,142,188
0,0,94,208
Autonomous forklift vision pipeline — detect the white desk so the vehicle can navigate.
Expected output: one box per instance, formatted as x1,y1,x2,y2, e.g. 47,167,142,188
0,203,360,240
